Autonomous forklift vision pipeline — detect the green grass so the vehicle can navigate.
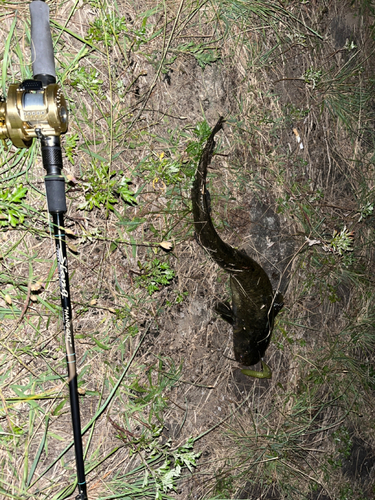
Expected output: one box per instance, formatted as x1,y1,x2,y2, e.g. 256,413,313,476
1,0,375,499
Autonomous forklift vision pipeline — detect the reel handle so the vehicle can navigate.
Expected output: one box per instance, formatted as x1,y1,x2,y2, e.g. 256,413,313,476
29,0,56,83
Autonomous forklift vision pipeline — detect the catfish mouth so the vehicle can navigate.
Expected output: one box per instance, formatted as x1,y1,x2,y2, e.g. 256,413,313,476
233,330,265,367
234,348,262,367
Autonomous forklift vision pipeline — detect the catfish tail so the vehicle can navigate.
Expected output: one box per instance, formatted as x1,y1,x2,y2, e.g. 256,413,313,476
191,117,246,271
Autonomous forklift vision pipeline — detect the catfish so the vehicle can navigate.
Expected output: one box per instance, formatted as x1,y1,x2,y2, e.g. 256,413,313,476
191,117,283,378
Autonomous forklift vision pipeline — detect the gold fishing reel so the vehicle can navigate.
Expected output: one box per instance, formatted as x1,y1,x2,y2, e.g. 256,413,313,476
0,80,68,148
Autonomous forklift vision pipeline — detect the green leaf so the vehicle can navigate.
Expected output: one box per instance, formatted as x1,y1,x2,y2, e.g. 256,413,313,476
91,336,111,350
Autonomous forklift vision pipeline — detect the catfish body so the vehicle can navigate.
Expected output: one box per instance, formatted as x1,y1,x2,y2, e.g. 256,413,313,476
191,117,282,367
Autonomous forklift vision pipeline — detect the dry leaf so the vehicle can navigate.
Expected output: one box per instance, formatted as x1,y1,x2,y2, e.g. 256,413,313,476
31,281,44,292
66,174,77,183
67,242,79,253
4,294,12,305
293,127,304,150
305,236,321,247
159,241,173,251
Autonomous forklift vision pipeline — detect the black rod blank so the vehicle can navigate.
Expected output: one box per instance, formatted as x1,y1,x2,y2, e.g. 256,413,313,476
41,136,88,500
51,211,87,500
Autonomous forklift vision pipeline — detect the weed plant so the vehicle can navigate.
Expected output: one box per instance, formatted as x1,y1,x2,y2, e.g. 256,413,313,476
1,0,375,499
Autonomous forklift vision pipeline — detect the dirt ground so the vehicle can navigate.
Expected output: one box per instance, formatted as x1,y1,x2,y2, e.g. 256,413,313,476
1,0,375,499
102,2,375,498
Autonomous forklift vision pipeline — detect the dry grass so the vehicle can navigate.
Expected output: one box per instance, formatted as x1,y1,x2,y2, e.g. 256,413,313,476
1,0,375,499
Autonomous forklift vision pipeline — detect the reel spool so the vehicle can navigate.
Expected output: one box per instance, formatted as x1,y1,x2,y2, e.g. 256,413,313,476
0,79,68,148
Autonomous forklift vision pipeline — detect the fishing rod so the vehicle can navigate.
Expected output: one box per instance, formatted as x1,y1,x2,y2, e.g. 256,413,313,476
0,1,87,498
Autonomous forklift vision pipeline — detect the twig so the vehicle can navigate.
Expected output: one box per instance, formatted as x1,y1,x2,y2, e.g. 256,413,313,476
17,281,32,324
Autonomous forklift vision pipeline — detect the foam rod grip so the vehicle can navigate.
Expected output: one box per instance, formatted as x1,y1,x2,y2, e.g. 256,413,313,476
30,0,56,78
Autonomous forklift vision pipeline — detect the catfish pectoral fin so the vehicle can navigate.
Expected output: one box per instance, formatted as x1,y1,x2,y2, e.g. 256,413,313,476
273,291,284,315
215,301,234,325
241,360,272,379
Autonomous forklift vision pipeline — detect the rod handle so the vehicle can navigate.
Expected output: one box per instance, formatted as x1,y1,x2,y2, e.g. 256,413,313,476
29,0,56,81
42,136,67,214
